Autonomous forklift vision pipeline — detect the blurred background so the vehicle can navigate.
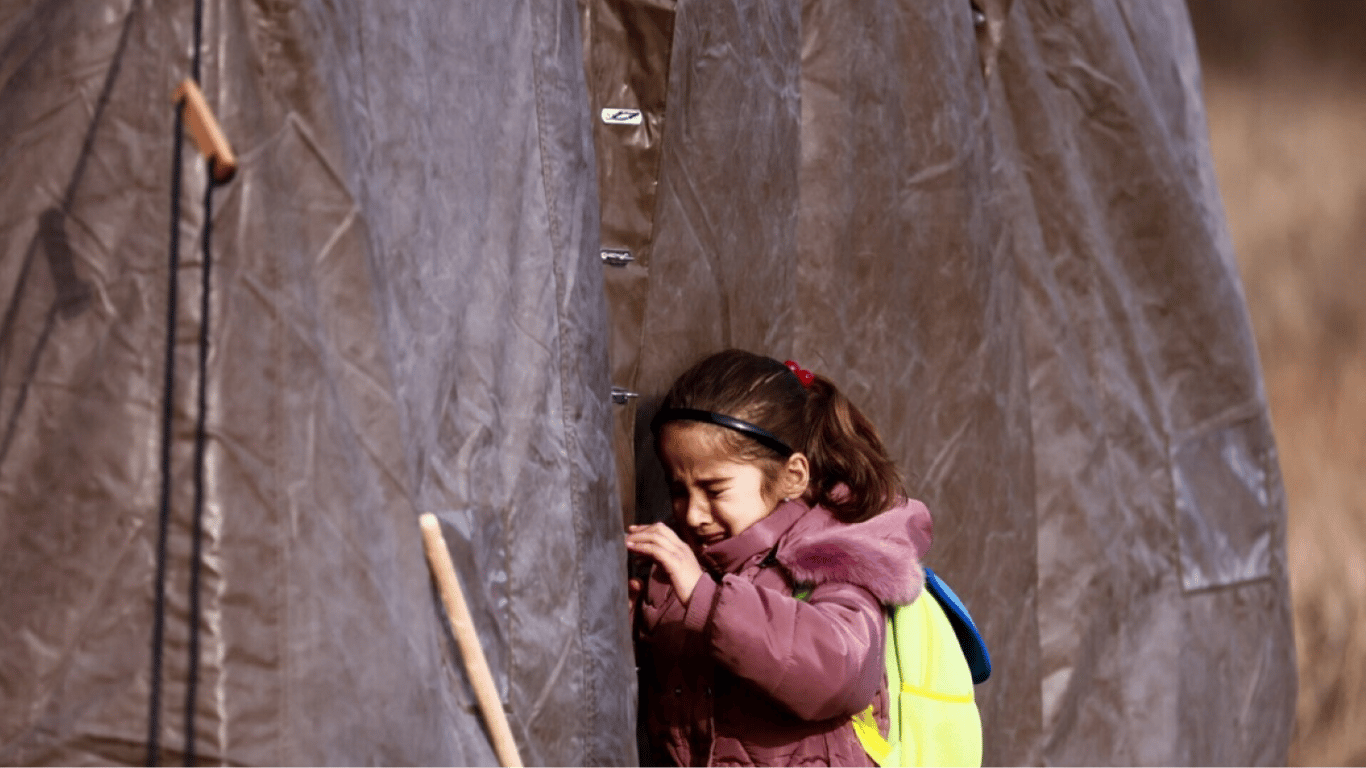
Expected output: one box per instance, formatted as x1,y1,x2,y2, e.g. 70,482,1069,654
1186,2,1366,765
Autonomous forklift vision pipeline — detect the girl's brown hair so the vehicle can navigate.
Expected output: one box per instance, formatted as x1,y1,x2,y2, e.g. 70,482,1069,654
656,349,905,523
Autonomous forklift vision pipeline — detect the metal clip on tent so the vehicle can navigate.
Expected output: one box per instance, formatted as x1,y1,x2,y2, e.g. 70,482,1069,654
600,248,634,267
419,514,524,768
172,79,237,184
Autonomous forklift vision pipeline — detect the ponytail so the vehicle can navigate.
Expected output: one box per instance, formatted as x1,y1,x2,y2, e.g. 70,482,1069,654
654,349,905,523
802,375,905,523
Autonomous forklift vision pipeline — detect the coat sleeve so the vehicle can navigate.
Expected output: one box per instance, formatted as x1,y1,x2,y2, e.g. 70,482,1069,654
683,573,885,722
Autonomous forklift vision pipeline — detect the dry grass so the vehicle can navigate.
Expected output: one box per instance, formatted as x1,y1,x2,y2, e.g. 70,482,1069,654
1194,7,1366,763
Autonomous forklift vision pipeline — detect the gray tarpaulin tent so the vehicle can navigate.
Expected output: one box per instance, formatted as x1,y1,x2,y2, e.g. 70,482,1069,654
0,0,1295,765
2,1,629,765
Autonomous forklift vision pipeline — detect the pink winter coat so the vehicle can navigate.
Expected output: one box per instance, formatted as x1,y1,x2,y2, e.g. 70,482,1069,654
635,496,933,766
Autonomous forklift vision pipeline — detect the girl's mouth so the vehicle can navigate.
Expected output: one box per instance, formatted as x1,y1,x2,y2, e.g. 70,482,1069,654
695,530,727,546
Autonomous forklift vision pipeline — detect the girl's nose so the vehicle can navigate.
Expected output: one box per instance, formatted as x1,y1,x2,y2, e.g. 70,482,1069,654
683,494,710,528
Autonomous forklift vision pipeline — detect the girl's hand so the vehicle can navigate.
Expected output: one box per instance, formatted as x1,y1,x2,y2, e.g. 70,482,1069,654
625,523,705,605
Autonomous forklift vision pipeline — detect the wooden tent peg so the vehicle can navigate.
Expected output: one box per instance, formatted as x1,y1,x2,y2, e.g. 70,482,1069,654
172,78,237,183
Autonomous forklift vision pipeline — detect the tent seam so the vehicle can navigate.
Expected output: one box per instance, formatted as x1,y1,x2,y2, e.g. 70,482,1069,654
530,1,595,762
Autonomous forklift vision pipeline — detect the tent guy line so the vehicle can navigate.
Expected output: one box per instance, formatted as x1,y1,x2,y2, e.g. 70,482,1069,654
148,3,238,762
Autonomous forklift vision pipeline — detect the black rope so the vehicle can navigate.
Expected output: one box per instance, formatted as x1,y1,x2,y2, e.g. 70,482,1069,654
150,0,210,763
190,0,203,85
181,0,211,755
147,97,185,768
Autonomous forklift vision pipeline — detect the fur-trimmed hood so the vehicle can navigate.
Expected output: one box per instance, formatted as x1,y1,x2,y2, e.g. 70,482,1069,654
775,498,933,606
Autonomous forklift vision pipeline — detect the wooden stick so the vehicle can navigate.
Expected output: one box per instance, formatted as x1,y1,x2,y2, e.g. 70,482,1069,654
172,79,237,183
419,513,523,768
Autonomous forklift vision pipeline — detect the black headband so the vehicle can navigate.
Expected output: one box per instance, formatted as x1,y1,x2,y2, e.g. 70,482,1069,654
651,407,794,458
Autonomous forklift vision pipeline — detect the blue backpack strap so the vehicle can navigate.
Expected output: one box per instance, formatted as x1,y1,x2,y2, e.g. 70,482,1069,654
922,567,991,685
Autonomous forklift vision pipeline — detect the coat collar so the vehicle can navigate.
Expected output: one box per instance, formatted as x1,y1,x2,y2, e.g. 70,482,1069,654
698,497,809,575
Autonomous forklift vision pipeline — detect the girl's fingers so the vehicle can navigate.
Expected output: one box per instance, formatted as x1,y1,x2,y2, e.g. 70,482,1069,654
624,537,672,559
625,525,704,606
625,523,682,548
626,535,691,565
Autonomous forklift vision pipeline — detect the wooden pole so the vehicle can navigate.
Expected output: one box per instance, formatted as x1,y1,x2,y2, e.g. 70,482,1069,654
419,513,524,768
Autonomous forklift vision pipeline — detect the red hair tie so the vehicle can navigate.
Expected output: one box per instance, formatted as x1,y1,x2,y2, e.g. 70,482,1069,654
784,360,815,388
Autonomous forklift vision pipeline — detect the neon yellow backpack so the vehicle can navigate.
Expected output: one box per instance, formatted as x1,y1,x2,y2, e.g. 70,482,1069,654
849,567,990,767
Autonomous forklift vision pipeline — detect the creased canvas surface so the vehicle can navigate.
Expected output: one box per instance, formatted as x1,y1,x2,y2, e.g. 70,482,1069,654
0,1,633,765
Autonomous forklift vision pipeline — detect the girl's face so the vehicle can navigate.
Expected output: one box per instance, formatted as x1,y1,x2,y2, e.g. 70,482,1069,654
658,422,796,547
